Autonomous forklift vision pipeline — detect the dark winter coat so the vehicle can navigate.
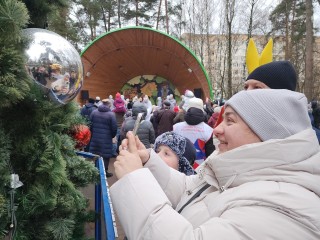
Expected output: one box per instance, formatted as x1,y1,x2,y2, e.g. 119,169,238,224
115,112,125,129
309,112,320,144
120,102,155,148
89,104,117,158
80,103,97,120
312,107,320,129
154,108,176,137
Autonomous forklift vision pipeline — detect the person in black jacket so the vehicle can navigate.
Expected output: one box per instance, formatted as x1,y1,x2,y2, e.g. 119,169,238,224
89,99,117,177
312,101,320,129
120,102,155,148
80,98,97,121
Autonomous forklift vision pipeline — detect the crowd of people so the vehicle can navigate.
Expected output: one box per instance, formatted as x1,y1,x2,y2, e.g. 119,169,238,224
79,60,320,239
80,90,219,177
30,63,79,100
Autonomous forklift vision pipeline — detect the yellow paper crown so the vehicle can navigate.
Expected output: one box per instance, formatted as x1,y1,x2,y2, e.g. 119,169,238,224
246,38,273,74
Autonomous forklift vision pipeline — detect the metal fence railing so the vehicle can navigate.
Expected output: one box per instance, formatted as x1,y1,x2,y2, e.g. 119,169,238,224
76,151,117,240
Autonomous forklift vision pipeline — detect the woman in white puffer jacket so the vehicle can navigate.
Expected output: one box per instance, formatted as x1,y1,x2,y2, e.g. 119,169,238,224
111,89,320,240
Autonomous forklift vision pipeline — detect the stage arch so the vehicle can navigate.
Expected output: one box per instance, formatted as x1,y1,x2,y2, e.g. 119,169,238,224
79,26,212,104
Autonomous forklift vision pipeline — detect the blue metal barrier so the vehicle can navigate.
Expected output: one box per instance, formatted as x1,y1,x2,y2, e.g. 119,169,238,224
76,151,117,240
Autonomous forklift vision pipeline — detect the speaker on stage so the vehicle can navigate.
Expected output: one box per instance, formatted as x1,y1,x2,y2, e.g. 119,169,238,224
194,88,202,98
81,90,89,100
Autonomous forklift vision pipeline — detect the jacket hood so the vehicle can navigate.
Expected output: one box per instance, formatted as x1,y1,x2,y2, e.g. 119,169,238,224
98,104,111,112
200,128,320,196
85,103,95,108
114,97,124,104
132,102,147,118
185,107,205,125
113,98,126,113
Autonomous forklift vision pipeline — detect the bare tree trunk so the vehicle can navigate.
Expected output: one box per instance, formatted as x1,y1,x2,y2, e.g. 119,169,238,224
118,0,121,28
243,0,258,79
284,0,289,60
156,0,163,30
165,0,169,33
100,5,108,31
136,0,139,26
89,15,95,40
205,0,213,94
288,0,296,61
192,0,196,53
108,9,111,31
178,0,183,38
305,0,314,100
225,0,235,98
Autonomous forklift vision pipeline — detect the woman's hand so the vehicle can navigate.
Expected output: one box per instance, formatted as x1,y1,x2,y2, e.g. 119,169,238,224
120,132,150,164
114,131,148,179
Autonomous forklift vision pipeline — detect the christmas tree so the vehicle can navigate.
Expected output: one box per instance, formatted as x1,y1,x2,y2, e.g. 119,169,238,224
0,1,99,239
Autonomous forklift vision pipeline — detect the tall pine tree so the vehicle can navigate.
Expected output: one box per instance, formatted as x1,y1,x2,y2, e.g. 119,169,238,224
0,1,99,239
269,0,306,92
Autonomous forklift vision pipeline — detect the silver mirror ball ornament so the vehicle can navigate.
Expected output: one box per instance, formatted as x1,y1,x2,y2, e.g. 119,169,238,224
23,28,84,106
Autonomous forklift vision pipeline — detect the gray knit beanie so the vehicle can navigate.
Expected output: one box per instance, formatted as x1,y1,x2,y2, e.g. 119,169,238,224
225,89,311,141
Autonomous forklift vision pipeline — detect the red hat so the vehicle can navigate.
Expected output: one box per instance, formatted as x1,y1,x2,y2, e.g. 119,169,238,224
115,92,121,98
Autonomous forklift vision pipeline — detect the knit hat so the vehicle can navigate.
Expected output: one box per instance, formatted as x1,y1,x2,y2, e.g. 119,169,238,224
246,61,297,91
115,92,121,98
214,106,221,113
225,89,311,141
163,100,171,107
154,132,196,175
182,90,195,111
185,90,194,98
188,97,204,112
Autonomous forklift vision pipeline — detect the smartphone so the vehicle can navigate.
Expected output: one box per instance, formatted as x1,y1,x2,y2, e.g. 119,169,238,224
132,112,144,135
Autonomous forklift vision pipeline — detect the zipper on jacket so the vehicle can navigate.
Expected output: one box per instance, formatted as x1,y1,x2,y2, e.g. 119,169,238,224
219,174,237,193
178,183,211,214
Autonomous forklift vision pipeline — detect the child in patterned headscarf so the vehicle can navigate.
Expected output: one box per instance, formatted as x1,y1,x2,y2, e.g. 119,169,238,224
154,132,196,175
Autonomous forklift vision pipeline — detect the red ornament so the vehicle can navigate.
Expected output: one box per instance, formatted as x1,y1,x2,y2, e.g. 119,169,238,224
70,124,91,149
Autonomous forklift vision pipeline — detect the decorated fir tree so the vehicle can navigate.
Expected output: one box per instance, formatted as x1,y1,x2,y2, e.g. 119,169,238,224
0,1,98,239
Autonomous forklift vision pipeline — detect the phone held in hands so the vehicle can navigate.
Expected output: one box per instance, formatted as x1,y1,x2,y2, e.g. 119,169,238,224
132,112,143,135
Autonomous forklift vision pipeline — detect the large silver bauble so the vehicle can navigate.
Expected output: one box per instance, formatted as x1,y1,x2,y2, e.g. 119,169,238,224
23,28,83,106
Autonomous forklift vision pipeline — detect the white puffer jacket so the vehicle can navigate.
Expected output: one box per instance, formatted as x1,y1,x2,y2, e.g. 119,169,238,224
110,128,320,239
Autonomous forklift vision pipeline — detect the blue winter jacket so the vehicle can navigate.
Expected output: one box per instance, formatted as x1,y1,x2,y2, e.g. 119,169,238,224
89,104,117,158
80,103,97,120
